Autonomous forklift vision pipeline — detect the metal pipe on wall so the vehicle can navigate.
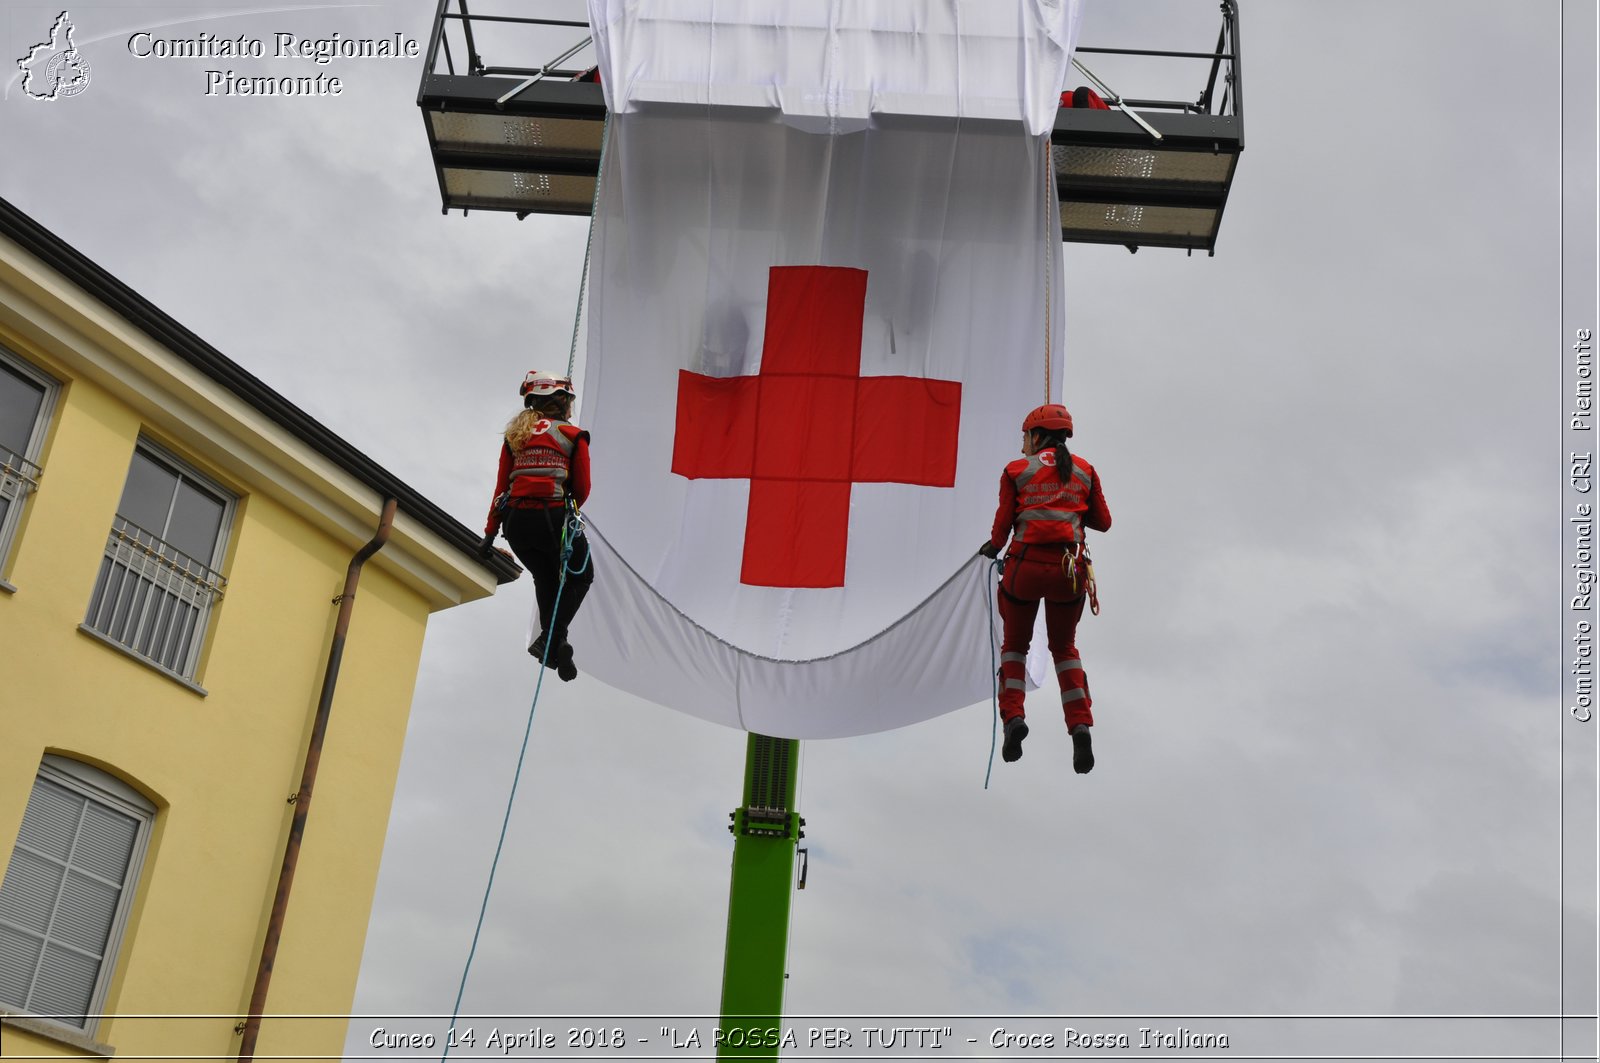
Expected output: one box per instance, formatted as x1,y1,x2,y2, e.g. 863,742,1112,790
237,497,398,1063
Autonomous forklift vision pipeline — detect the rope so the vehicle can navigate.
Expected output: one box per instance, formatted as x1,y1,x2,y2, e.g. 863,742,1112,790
993,125,1068,775
1041,136,1053,403
985,144,1066,778
567,114,611,379
983,555,1003,789
561,499,591,575
441,510,586,1061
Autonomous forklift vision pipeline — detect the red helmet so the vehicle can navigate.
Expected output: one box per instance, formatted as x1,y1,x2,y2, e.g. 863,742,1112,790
520,370,574,398
1022,403,1073,436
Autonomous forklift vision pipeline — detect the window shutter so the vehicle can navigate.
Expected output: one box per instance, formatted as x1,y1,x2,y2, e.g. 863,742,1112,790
0,769,147,1029
27,945,97,1020
0,925,43,1005
17,778,79,858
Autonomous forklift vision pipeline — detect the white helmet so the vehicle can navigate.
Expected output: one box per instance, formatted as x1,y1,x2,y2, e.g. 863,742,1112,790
519,370,574,398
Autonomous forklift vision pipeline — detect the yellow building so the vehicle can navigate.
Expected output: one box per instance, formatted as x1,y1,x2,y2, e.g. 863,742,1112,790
0,196,516,1060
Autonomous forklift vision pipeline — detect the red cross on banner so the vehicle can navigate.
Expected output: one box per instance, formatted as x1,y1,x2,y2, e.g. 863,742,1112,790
671,266,962,588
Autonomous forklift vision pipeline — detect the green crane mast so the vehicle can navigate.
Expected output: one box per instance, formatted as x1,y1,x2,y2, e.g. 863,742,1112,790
719,734,804,1060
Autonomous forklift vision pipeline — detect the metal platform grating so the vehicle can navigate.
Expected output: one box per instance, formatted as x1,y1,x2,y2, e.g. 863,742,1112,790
417,0,1244,252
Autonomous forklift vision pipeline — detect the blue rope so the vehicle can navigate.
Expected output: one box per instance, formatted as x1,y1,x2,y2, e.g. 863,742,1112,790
561,503,591,576
442,510,586,1060
983,555,1002,789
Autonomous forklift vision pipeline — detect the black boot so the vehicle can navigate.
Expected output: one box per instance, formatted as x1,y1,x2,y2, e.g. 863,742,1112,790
528,634,574,680
1071,725,1094,774
1002,716,1029,762
554,641,578,683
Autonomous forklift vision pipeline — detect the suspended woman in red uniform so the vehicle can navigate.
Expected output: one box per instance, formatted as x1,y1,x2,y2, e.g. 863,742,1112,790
480,370,594,682
980,404,1110,771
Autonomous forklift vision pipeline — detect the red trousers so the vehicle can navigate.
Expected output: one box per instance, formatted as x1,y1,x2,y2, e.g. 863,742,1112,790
997,546,1093,730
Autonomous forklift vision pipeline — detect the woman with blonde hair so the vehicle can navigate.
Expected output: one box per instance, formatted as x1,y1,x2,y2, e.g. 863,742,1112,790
481,370,593,681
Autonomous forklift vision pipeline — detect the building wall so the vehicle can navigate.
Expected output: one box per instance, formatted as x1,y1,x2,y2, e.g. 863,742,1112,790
0,321,435,1058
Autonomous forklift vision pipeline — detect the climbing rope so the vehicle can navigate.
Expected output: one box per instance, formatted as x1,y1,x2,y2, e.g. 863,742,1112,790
441,508,587,1061
444,120,603,1034
561,498,591,576
984,141,1065,778
1041,135,1054,404
567,114,611,379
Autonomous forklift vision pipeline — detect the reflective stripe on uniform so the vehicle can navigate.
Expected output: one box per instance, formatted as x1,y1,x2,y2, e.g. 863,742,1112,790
1055,658,1082,673
543,424,577,458
1060,688,1088,703
1004,679,1027,691
1001,652,1027,664
511,465,568,482
1015,508,1084,530
1012,455,1047,490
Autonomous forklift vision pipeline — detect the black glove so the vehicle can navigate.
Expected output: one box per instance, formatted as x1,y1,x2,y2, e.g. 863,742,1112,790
477,533,496,558
978,542,1000,559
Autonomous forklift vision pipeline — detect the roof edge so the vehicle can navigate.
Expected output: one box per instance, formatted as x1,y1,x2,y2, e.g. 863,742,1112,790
0,194,520,586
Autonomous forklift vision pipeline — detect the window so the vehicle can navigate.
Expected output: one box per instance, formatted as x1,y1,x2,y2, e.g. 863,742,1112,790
0,350,59,577
83,441,232,681
0,757,154,1030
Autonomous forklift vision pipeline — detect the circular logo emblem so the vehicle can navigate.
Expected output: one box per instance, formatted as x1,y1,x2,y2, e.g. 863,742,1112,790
1039,450,1057,467
45,50,92,98
533,418,553,435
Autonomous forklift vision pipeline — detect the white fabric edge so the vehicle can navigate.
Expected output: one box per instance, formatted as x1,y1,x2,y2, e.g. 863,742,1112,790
566,518,1047,738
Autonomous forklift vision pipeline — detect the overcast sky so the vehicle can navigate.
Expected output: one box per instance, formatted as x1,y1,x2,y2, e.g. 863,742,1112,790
1,1,1594,1060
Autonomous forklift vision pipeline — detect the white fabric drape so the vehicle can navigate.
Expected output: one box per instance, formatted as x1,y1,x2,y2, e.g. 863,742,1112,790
566,1,1077,738
578,523,1013,738
587,0,1083,135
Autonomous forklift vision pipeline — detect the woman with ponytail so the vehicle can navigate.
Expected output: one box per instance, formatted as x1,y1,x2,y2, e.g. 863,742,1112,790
481,370,594,681
980,403,1111,771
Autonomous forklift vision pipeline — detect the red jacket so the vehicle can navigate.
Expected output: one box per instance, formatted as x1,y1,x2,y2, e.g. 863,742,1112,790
988,449,1110,549
485,420,591,534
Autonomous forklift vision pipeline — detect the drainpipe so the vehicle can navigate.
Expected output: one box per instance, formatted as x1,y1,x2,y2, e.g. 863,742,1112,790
237,497,398,1062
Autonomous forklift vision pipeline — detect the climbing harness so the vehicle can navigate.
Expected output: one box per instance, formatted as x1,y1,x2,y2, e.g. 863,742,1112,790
442,503,588,1061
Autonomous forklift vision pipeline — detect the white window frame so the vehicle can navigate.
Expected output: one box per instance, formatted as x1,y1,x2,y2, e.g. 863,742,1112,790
0,756,155,1034
82,438,234,682
0,347,60,583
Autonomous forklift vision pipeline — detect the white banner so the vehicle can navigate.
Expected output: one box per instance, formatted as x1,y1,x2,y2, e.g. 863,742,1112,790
587,0,1083,135
568,3,1075,737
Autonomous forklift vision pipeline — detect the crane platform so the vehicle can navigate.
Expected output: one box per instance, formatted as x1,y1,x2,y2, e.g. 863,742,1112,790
418,1,1244,253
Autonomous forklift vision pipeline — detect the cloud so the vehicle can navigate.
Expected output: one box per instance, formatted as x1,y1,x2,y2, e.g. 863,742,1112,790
0,0,1580,1056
